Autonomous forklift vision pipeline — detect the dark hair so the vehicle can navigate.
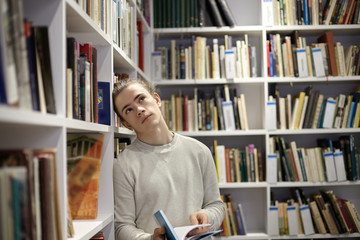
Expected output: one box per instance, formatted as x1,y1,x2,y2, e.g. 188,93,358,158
112,78,156,120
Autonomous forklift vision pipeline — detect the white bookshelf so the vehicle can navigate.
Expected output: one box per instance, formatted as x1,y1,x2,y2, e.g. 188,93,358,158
0,0,152,239
152,0,360,239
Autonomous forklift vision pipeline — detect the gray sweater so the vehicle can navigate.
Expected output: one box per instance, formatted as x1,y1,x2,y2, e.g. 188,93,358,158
113,133,225,240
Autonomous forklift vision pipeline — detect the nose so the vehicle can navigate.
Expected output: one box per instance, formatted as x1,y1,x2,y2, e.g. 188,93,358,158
136,106,145,117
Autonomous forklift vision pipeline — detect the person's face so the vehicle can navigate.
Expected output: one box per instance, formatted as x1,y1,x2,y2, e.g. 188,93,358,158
114,83,162,133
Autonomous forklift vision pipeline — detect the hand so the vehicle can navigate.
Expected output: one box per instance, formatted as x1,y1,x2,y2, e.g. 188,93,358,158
187,212,210,237
153,227,166,240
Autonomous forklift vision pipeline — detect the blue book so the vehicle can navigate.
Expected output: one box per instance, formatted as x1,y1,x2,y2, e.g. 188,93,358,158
0,42,6,104
154,210,222,240
98,81,110,125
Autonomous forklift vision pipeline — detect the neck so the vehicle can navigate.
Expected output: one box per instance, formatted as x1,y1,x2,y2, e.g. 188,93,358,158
136,126,174,146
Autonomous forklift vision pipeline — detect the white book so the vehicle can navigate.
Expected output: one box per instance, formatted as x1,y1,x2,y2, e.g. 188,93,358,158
279,97,286,129
333,94,346,128
268,206,279,235
154,210,222,240
151,51,162,81
311,48,325,77
66,68,73,119
213,39,220,79
250,46,257,77
287,205,298,236
333,150,347,182
239,94,249,130
266,101,277,130
225,49,236,79
262,0,274,26
322,98,337,128
267,154,278,183
235,41,242,78
300,205,315,235
296,48,309,77
240,41,250,78
219,45,226,79
216,145,227,183
222,101,236,131
323,152,337,182
336,42,346,76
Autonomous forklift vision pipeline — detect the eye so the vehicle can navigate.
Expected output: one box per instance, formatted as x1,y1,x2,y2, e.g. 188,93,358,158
139,96,145,102
125,108,132,114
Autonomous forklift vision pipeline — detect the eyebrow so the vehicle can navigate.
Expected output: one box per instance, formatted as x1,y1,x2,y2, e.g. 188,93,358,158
121,93,142,114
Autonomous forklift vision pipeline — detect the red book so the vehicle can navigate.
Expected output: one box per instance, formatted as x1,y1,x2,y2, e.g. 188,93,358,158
225,149,231,183
318,32,338,76
80,43,92,62
336,198,356,233
137,21,144,71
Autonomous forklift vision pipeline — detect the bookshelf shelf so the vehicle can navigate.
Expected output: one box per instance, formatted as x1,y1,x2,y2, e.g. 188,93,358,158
69,213,113,240
270,181,360,188
65,119,112,133
153,25,264,36
0,106,64,127
154,78,266,86
266,24,360,34
267,76,360,83
179,129,267,137
219,182,268,189
268,128,360,135
66,0,112,45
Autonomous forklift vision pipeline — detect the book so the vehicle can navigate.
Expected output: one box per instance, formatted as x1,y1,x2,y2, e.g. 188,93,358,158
215,0,237,27
67,134,104,219
318,32,338,76
34,26,56,114
207,0,226,26
98,81,110,125
154,210,222,240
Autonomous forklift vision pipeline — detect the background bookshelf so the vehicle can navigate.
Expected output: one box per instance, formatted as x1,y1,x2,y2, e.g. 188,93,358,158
152,0,360,240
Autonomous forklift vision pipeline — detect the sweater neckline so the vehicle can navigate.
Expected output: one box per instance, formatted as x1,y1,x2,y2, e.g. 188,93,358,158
133,132,177,152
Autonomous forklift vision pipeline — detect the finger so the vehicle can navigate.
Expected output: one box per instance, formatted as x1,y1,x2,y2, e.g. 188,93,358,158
189,213,199,225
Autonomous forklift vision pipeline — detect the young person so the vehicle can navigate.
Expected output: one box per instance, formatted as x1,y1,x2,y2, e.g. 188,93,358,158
112,78,225,240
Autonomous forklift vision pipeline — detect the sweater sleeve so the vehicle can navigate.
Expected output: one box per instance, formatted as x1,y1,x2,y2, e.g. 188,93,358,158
113,157,153,240
198,146,225,231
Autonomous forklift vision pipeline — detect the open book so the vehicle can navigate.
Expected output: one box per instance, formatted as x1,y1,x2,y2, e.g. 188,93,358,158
154,210,222,240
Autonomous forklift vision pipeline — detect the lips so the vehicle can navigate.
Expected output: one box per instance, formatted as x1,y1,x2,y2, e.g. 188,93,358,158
142,114,151,123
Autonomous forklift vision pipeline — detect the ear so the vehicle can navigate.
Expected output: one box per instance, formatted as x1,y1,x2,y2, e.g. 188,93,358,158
154,92,161,107
121,120,133,131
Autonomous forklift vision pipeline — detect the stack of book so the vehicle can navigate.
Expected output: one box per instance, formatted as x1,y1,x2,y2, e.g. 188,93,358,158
153,0,237,28
0,0,57,114
263,0,360,26
66,38,100,123
268,135,359,182
219,194,247,236
267,31,360,78
152,34,257,81
160,85,249,132
267,85,360,130
269,188,360,236
214,140,264,183
0,149,62,240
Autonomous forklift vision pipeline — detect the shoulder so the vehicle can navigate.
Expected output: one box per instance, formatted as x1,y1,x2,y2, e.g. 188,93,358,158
175,133,212,155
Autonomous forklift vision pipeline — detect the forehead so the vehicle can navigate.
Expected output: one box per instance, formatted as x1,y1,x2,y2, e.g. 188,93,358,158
115,83,150,107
